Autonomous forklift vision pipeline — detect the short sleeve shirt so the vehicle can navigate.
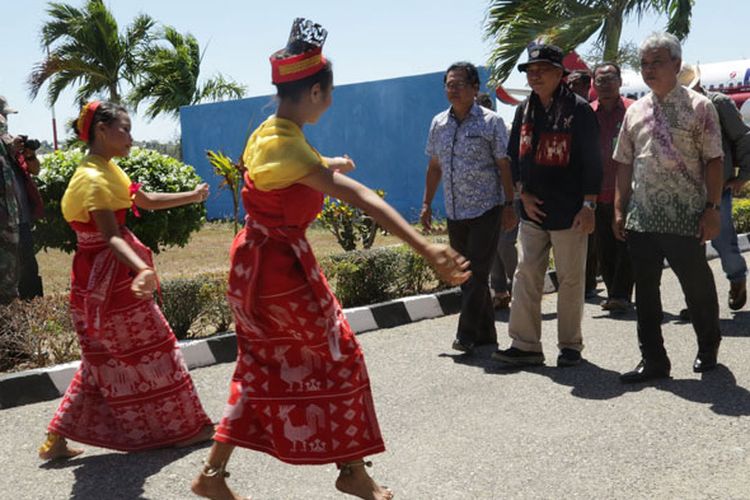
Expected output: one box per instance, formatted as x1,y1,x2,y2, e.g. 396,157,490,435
425,103,508,220
243,116,327,191
613,85,723,236
61,155,133,223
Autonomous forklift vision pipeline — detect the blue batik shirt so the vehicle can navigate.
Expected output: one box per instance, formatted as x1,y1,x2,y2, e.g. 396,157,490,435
425,103,509,220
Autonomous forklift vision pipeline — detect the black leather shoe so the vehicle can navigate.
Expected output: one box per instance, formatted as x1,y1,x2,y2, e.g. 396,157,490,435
693,349,718,373
451,338,474,354
620,360,671,384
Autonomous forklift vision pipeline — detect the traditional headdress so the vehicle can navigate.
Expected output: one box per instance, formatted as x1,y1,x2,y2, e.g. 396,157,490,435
76,100,101,143
270,18,328,84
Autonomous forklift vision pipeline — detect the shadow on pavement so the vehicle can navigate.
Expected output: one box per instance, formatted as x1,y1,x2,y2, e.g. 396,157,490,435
40,445,199,499
440,350,750,416
656,364,750,416
719,311,750,337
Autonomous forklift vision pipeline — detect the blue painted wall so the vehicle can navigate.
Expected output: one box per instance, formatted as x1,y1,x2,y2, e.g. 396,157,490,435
181,67,492,221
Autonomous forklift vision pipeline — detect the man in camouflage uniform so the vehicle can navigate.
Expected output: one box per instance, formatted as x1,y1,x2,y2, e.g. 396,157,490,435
0,122,20,304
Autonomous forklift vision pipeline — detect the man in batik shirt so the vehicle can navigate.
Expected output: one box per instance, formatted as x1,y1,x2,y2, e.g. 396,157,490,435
421,61,516,353
614,33,724,383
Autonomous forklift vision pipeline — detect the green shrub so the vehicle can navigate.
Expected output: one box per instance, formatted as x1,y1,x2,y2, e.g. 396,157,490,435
317,190,385,251
35,147,206,253
197,272,233,334
158,277,205,340
323,247,402,306
394,246,439,295
321,244,448,307
733,198,750,233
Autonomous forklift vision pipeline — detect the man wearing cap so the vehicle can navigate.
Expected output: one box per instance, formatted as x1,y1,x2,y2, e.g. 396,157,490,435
0,96,44,299
421,61,516,353
0,96,20,303
676,63,750,318
590,62,635,314
614,33,724,383
492,43,602,368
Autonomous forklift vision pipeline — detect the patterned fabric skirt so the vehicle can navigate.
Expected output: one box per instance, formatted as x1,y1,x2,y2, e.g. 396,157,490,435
47,227,212,451
214,236,385,464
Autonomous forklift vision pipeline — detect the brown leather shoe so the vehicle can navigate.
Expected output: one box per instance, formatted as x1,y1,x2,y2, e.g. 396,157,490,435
729,280,747,311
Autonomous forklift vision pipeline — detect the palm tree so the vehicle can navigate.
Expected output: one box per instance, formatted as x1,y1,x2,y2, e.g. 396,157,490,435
484,0,694,83
28,0,155,105
129,27,246,119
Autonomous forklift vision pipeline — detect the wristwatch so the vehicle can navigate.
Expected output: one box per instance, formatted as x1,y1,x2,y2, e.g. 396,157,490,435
582,200,597,210
705,201,720,211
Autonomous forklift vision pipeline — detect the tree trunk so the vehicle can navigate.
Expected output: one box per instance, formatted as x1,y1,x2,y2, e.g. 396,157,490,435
109,84,120,103
602,14,624,62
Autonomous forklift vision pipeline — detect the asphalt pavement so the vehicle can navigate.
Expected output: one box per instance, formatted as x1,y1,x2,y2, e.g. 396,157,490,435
3,257,750,499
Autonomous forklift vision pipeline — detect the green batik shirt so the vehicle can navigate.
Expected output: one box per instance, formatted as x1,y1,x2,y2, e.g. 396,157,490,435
613,84,723,237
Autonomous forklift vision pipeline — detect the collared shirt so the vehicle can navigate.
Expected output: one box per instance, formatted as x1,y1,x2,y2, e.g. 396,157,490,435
613,84,723,237
425,103,508,220
591,97,633,204
508,86,602,230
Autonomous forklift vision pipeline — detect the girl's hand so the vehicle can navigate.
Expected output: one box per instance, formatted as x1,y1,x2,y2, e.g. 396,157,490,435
193,183,210,203
131,268,158,300
330,155,356,174
424,243,471,286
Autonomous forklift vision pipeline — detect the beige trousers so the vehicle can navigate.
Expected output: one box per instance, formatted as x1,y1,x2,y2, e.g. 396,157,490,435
508,220,587,352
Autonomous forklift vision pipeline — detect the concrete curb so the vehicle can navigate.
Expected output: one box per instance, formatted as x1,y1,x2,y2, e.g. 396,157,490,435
2,233,749,410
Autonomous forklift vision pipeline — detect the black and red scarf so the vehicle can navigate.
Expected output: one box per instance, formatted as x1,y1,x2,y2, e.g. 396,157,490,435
519,84,577,168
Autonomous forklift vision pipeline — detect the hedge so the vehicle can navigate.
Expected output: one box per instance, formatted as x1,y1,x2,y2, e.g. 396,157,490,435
34,147,206,253
0,245,445,371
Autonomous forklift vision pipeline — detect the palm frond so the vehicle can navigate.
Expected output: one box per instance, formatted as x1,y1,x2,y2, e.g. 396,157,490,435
664,0,693,39
484,0,606,83
194,75,246,104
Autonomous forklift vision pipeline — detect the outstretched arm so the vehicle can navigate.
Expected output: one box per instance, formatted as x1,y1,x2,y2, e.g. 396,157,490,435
134,183,209,210
322,155,355,174
298,165,469,285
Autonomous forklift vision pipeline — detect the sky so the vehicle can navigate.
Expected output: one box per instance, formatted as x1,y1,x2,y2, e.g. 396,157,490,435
3,0,750,144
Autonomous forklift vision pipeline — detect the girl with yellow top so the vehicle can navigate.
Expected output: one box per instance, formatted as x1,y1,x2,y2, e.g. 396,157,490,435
39,101,214,460
191,18,470,500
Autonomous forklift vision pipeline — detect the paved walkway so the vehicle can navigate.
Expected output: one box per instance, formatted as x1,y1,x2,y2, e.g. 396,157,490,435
2,257,750,499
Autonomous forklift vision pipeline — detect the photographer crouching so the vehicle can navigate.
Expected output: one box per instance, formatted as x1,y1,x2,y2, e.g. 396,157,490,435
1,96,44,300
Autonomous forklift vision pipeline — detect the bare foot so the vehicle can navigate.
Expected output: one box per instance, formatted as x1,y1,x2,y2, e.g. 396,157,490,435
38,434,84,461
335,465,393,500
175,424,215,448
191,471,249,500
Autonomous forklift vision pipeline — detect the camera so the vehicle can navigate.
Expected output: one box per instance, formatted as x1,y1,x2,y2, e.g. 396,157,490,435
18,135,41,151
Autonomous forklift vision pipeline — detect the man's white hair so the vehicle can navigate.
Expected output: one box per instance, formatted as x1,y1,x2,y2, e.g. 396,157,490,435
639,32,682,59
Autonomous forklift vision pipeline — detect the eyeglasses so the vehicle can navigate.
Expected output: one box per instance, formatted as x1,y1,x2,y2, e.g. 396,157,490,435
444,81,470,91
594,74,619,85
